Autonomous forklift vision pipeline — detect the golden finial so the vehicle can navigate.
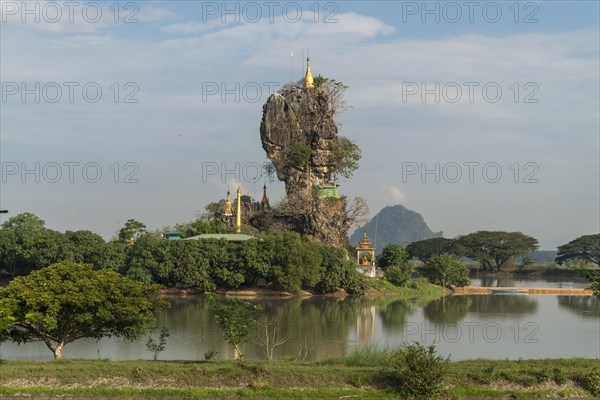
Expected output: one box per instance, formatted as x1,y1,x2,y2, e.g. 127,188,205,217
304,56,314,88
223,187,234,216
261,184,270,210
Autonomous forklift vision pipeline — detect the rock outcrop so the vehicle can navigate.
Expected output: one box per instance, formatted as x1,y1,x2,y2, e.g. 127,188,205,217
260,85,353,248
260,86,338,193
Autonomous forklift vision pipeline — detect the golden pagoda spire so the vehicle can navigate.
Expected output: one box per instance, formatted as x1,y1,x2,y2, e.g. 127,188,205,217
261,184,270,210
223,188,234,216
303,56,314,88
235,186,241,233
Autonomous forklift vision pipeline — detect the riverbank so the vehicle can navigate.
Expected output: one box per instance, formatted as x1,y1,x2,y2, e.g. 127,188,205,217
452,286,594,296
160,280,448,301
0,358,598,399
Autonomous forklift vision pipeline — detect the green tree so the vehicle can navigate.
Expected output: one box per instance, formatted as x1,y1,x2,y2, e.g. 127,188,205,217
207,294,261,361
423,255,470,288
1,212,46,231
333,137,361,180
64,230,106,266
406,237,465,262
378,244,409,271
266,232,322,293
117,219,147,243
145,327,170,361
555,234,600,266
0,261,168,359
458,231,538,272
0,227,73,276
312,75,350,117
286,141,313,170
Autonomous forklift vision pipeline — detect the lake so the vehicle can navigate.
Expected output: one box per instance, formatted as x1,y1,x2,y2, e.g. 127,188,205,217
3,282,599,361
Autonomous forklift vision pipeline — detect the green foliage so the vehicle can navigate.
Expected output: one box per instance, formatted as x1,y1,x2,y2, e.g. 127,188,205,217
458,231,539,272
582,368,600,396
265,232,322,293
0,261,168,359
0,211,370,295
333,137,361,180
207,294,261,360
0,225,74,276
577,268,600,297
423,255,471,288
312,75,350,117
385,265,411,287
286,141,313,169
176,216,227,236
1,212,46,231
117,219,147,243
406,237,465,262
556,234,600,266
64,230,106,265
204,348,218,360
379,343,449,399
378,244,409,271
145,327,170,361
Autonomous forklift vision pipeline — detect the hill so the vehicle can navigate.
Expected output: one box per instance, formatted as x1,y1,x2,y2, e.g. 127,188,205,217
349,205,442,253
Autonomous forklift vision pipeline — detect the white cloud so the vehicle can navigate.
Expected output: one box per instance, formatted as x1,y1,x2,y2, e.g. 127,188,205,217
387,186,407,203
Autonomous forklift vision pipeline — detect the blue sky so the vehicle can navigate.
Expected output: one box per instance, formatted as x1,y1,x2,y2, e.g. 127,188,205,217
1,0,599,249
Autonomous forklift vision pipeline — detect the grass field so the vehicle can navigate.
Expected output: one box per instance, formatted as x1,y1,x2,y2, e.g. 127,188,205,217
1,352,598,399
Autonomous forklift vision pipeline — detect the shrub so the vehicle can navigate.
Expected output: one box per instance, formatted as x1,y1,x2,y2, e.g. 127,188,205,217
379,343,449,399
385,265,411,287
582,369,600,396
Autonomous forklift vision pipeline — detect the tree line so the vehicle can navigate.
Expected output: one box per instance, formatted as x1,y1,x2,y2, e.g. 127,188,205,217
0,212,366,295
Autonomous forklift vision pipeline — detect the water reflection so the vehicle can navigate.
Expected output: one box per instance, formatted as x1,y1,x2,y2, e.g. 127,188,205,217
423,296,472,324
3,293,598,361
472,276,589,288
557,296,600,319
378,299,417,333
464,294,538,317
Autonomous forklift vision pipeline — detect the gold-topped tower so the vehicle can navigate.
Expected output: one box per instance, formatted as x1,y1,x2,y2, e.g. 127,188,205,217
223,188,234,216
303,56,314,88
260,184,270,210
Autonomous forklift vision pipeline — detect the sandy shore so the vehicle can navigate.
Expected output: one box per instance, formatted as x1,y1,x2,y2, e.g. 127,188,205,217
452,286,593,296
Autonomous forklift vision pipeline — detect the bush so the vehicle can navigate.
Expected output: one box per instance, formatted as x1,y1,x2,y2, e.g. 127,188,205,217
582,369,600,396
378,244,409,271
379,343,449,399
385,265,411,287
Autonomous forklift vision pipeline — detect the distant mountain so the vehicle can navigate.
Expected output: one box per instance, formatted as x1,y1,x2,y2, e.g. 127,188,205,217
530,250,558,262
350,205,442,253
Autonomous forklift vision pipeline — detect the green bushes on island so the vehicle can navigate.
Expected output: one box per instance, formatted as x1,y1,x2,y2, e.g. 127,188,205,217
0,213,366,295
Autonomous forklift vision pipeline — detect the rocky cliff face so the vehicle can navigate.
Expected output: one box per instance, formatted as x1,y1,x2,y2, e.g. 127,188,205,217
260,86,338,193
260,85,351,248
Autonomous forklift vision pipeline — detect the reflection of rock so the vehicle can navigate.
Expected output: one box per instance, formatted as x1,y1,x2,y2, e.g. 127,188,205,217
423,296,472,324
557,296,600,319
